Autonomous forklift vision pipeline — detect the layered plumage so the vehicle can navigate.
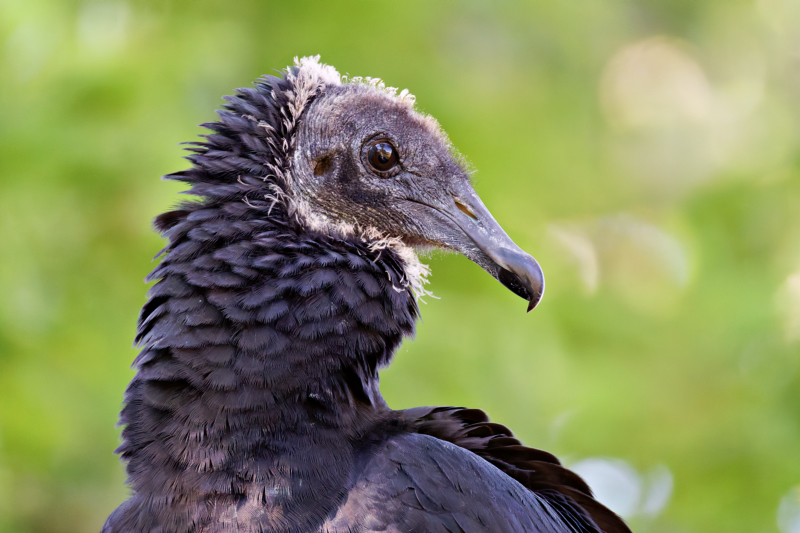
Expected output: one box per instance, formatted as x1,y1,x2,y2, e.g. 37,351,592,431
103,57,631,533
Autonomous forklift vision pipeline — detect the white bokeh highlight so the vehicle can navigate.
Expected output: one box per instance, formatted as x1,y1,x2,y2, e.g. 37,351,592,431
779,487,800,533
570,457,673,520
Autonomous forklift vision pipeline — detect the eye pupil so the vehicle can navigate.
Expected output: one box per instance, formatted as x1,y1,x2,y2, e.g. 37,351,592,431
368,141,398,172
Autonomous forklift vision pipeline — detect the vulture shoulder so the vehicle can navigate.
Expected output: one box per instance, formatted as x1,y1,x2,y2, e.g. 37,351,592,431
323,407,631,533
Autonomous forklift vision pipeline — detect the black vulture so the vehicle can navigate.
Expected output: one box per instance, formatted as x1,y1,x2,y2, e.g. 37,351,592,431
103,57,631,533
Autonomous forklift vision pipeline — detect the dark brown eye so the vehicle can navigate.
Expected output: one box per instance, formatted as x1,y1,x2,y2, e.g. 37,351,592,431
367,141,398,173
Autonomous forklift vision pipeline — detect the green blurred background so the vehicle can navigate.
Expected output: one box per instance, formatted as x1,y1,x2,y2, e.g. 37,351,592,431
2,0,800,531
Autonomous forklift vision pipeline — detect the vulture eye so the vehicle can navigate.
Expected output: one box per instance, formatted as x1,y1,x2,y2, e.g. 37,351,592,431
366,141,399,173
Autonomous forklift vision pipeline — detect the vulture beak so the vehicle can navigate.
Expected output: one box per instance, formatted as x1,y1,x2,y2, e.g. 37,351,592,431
450,187,544,312
414,180,545,312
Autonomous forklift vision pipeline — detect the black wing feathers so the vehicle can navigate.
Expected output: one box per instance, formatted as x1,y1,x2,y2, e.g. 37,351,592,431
326,432,573,533
412,407,632,533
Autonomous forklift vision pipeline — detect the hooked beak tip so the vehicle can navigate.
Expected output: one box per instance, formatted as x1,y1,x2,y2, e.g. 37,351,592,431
524,263,545,313
495,251,545,313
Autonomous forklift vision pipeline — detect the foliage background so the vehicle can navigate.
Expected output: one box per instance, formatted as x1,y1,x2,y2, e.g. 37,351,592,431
1,0,800,531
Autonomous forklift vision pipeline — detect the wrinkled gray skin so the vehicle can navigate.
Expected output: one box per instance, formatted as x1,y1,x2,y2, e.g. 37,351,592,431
292,85,544,310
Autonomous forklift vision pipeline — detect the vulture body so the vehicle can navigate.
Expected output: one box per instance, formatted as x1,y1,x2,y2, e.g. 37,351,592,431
103,57,630,533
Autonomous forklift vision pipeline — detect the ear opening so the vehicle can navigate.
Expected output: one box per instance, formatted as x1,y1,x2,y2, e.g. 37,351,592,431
314,156,333,177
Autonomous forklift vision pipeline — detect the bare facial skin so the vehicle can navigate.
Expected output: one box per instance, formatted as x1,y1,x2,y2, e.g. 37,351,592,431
292,84,544,310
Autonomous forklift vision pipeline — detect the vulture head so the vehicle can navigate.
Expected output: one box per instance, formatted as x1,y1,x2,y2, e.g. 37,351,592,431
180,56,544,310
289,59,543,310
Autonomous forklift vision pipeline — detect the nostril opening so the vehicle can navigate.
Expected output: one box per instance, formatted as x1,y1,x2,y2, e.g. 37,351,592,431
454,199,478,221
